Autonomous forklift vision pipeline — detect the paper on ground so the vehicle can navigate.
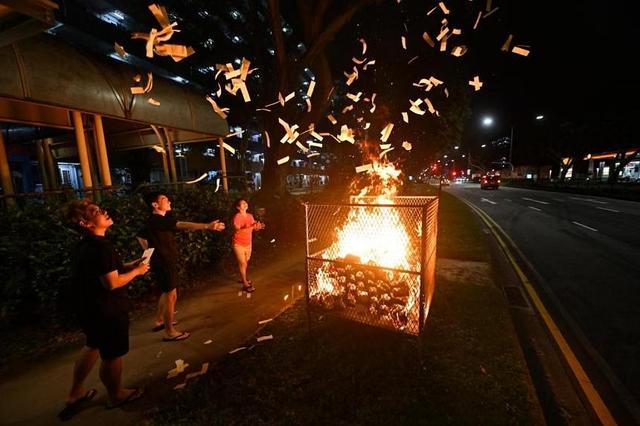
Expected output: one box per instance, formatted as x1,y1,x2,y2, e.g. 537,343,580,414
229,346,247,354
257,335,274,342
258,318,273,325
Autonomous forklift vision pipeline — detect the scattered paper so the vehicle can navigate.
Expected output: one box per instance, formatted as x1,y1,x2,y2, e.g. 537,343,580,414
308,141,323,148
167,359,189,379
204,339,213,345
342,104,354,113
148,98,160,106
205,96,229,119
483,6,499,18
296,141,309,153
438,2,450,14
473,11,482,29
186,362,209,380
185,173,207,184
258,318,273,325
451,46,467,57
407,56,419,65
363,60,376,70
174,383,186,390
346,92,362,102
401,36,407,50
257,335,274,342
380,147,395,158
402,141,413,151
264,130,271,148
369,93,377,113
229,347,246,354
337,125,355,144
402,112,409,123
327,114,337,125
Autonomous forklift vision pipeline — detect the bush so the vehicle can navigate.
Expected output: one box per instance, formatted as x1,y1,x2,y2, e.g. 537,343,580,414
0,187,235,328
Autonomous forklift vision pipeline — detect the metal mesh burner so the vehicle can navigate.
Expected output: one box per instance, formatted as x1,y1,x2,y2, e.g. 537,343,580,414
304,196,438,336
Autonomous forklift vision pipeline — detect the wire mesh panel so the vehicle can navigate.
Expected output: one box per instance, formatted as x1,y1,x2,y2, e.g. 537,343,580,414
305,196,439,336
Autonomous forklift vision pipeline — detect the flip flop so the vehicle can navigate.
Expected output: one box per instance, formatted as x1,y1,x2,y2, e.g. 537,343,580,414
58,388,98,421
106,387,144,410
241,285,256,293
151,320,179,332
163,331,190,342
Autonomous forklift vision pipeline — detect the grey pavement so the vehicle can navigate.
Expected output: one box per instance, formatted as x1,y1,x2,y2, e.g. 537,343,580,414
0,249,305,426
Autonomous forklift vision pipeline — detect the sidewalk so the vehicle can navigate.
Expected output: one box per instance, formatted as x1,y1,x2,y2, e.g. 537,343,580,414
0,248,305,426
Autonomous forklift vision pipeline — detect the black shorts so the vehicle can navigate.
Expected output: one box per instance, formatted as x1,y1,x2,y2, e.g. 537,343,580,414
153,265,179,293
83,313,129,359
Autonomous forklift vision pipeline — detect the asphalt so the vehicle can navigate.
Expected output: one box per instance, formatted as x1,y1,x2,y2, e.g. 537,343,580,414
0,250,305,426
446,183,640,424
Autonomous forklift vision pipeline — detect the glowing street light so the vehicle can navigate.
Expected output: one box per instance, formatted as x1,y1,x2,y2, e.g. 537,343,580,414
482,116,494,127
536,114,544,120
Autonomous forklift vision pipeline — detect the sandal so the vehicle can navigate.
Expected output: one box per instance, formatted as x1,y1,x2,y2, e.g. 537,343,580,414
58,388,97,421
106,387,144,410
163,331,190,342
241,285,256,293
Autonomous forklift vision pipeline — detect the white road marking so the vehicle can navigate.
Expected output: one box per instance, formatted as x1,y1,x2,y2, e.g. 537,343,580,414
522,197,550,205
505,198,512,202
481,198,497,205
572,221,598,232
528,206,541,211
570,197,607,204
596,206,619,213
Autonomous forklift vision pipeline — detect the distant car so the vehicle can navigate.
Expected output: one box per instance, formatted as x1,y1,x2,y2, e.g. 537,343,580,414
440,177,450,186
480,175,500,189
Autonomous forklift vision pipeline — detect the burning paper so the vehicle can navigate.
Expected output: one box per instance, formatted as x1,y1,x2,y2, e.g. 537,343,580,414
277,156,290,165
338,125,355,144
222,142,236,154
402,141,413,151
402,112,409,123
422,32,436,48
501,34,513,52
369,93,377,113
205,96,229,119
346,92,362,102
512,46,530,56
306,80,316,98
114,42,126,58
327,114,338,125
355,163,373,173
359,38,367,55
469,75,483,91
438,2,450,14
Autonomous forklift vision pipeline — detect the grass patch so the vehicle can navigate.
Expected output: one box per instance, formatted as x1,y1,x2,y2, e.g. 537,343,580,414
437,191,489,262
153,275,537,425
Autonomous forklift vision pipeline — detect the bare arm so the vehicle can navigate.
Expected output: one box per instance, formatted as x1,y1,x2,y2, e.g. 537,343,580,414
177,220,225,231
99,262,149,291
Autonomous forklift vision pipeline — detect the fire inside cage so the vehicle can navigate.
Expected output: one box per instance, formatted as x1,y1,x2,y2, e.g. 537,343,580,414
304,196,439,336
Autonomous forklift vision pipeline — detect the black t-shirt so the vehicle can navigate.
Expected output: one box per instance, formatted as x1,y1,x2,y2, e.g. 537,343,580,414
71,234,127,320
137,213,178,270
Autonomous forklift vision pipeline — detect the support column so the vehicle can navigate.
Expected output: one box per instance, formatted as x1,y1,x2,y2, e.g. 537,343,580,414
35,139,51,190
0,130,16,207
150,125,171,183
72,111,93,192
163,128,177,183
93,115,112,187
43,138,59,189
218,137,229,193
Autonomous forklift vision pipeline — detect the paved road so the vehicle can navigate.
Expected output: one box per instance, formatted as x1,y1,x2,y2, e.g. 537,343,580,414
445,183,640,406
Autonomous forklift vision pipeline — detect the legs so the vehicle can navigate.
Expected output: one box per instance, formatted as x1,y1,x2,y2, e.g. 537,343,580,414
233,244,252,286
154,292,167,327
99,356,134,404
66,346,99,403
162,288,183,337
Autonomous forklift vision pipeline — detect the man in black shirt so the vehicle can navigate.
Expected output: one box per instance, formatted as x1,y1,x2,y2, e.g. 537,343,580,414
59,200,149,421
137,191,225,341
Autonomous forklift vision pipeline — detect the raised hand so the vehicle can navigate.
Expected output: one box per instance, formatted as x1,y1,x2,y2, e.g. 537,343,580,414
209,220,225,231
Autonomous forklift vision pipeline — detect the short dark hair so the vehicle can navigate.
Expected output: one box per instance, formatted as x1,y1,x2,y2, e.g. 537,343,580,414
144,191,167,208
234,197,248,209
63,199,95,233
